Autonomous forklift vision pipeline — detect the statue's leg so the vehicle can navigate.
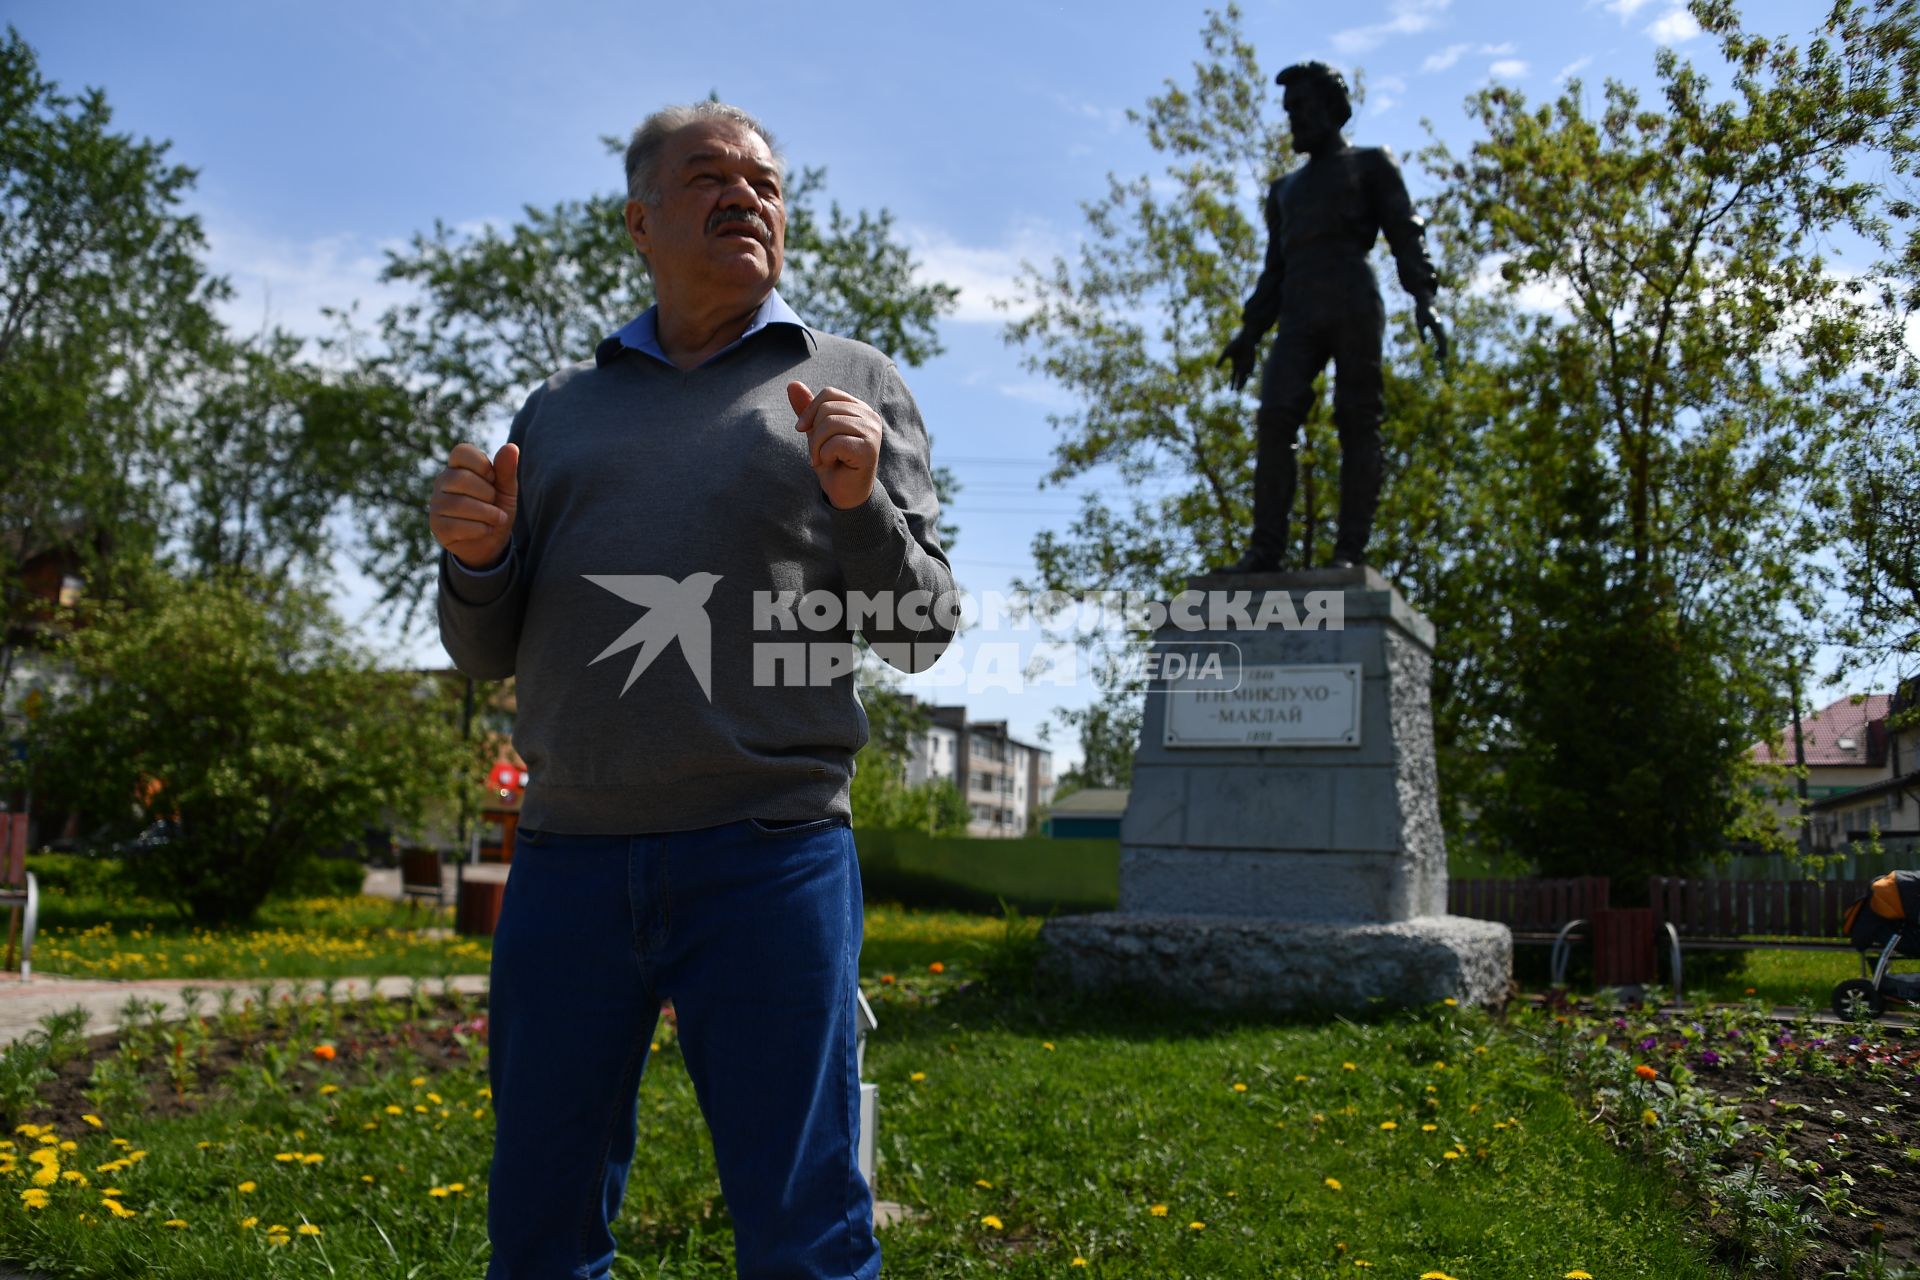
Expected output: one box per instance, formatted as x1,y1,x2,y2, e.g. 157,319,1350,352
1241,319,1324,569
1329,297,1387,566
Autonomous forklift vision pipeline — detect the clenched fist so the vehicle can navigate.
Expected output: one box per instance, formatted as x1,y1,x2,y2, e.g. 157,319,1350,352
430,442,520,570
788,381,881,509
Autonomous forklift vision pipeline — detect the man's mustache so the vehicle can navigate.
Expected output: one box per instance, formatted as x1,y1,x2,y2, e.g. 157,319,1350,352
708,209,771,243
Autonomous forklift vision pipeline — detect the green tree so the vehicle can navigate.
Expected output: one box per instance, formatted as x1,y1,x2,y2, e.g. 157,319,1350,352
0,27,226,698
1005,3,1911,879
1424,1,1902,877
22,568,474,924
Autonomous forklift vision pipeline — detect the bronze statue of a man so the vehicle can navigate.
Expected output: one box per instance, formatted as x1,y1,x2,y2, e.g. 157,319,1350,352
1219,61,1447,572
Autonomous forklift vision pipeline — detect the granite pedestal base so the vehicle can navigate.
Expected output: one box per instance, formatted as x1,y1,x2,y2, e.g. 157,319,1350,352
1038,912,1513,1015
1039,567,1513,1012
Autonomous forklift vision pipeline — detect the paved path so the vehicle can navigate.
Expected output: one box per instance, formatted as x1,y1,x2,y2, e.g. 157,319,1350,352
0,973,490,1049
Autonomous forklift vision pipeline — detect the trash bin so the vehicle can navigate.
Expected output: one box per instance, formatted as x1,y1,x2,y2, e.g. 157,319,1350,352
456,863,510,936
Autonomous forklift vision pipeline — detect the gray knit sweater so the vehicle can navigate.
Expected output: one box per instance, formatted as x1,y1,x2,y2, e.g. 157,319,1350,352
436,323,955,834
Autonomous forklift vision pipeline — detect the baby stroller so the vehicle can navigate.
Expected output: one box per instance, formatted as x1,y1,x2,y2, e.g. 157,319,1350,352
1832,870,1920,1019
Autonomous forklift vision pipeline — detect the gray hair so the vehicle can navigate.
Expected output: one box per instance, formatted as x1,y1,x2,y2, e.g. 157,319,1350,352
623,102,784,206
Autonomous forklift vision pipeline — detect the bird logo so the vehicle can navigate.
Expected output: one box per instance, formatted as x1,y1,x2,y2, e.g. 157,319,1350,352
582,573,723,700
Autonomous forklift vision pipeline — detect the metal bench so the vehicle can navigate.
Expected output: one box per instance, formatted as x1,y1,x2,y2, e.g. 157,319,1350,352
1448,875,1611,985
1650,876,1872,999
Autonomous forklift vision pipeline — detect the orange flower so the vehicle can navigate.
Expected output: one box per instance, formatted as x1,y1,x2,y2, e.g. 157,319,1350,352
880,974,895,984
312,1045,337,1062
1634,1064,1658,1081
929,962,945,974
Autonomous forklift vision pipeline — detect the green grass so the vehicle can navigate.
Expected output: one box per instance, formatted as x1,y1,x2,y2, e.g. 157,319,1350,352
31,892,491,981
0,910,1732,1278
1676,945,1887,1012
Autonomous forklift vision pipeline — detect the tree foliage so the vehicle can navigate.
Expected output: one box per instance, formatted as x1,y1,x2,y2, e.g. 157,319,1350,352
0,26,225,683
1008,3,1913,879
22,568,474,923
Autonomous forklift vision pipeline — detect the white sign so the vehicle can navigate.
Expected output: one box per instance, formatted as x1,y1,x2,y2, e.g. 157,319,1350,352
1163,663,1362,748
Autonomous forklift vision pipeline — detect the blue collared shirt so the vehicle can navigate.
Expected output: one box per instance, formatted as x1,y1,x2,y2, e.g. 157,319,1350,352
593,289,812,369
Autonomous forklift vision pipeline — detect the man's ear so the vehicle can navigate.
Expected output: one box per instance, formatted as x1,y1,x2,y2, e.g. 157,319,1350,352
624,199,651,257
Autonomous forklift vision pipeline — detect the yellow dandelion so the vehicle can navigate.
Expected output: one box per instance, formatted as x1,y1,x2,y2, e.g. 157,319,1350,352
1421,1272,1459,1280
1564,1272,1594,1279
1232,1082,1248,1092
163,1219,189,1229
81,1115,102,1128
1380,1121,1398,1131
319,1085,339,1096
239,1180,257,1193
1149,1203,1169,1216
1188,1221,1206,1231
19,1189,49,1209
980,1214,1004,1229
297,1224,321,1236
1043,1042,1056,1051
1071,1259,1088,1268
1341,1062,1357,1072
102,1199,136,1219
127,1151,147,1162
384,1105,403,1116
61,1170,88,1185
101,1187,124,1196
1294,1073,1310,1082
241,1216,259,1229
300,1154,324,1165
909,1072,927,1082
410,1076,427,1087
1324,1178,1342,1191
361,1175,375,1183
274,1152,296,1162
975,1179,994,1189
31,1167,58,1188
1423,1123,1439,1131
1442,1151,1460,1160
1355,1263,1373,1270
1641,1109,1660,1127
448,1182,466,1193
1442,997,1457,1006
429,1186,451,1198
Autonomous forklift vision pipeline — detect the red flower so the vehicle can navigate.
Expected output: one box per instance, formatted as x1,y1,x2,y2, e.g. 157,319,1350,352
313,1044,337,1062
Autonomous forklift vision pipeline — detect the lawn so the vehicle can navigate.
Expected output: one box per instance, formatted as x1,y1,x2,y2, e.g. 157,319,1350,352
0,907,1740,1279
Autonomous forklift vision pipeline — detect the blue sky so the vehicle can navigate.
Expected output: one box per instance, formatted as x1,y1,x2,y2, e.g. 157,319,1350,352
14,0,1863,764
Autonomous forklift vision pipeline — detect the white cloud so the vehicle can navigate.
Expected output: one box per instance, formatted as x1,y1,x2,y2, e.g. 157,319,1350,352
1554,55,1595,83
1369,95,1401,117
1052,93,1129,134
1331,0,1452,55
200,212,417,345
1467,252,1577,316
1645,6,1701,44
1371,74,1409,95
905,221,1066,325
1422,40,1522,74
1602,0,1659,17
1488,59,1530,79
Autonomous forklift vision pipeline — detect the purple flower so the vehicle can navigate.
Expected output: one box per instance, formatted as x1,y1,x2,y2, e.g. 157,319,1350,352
1697,1050,1721,1068
1639,1037,1658,1051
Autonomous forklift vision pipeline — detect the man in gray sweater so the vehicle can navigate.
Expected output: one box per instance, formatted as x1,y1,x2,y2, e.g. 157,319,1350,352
429,102,952,1280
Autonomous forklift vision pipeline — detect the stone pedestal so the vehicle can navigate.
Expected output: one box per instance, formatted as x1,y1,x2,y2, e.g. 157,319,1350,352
1039,567,1511,1013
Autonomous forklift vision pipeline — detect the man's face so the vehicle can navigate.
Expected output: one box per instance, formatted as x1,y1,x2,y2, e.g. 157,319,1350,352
1282,84,1336,154
625,120,785,307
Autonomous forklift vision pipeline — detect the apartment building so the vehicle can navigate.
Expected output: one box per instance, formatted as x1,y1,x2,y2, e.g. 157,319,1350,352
910,705,1054,838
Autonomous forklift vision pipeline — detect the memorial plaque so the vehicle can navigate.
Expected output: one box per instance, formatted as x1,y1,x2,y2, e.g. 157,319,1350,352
1163,663,1361,748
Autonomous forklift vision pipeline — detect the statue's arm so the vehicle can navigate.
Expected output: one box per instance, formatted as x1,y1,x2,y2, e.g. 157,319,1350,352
1239,184,1287,339
1369,147,1439,303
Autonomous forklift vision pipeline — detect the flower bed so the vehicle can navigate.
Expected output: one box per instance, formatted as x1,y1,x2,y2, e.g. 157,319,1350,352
1523,994,1920,1276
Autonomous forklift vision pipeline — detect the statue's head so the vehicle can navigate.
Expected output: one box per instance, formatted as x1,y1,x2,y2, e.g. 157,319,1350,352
1275,62,1352,153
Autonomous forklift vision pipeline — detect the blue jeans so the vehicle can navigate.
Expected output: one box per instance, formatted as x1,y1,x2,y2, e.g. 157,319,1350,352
484,817,880,1280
